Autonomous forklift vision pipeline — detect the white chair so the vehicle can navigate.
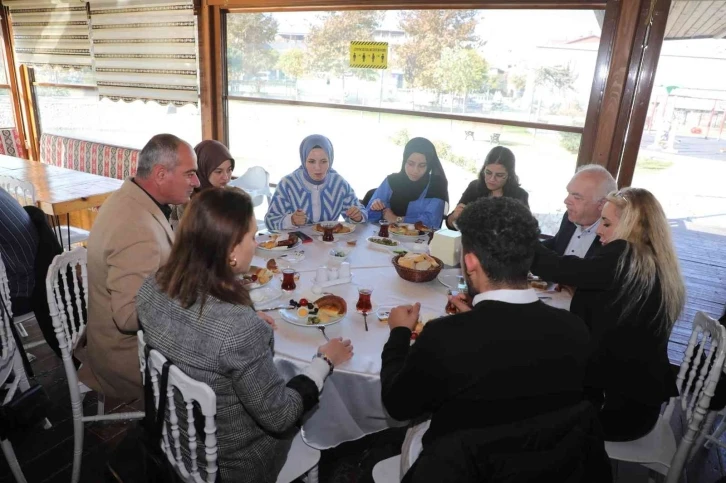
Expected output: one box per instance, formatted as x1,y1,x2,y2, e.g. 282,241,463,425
138,330,320,483
605,312,726,483
372,420,429,482
46,247,144,483
0,252,31,483
0,176,40,340
229,166,272,208
0,174,90,249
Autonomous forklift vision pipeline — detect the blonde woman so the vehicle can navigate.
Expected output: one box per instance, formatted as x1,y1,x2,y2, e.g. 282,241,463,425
531,187,685,442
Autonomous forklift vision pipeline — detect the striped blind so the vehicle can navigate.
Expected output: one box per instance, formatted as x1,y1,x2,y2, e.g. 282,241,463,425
5,0,93,70
89,1,199,106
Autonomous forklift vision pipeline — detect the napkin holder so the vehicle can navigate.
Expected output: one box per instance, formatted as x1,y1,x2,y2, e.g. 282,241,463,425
429,229,461,267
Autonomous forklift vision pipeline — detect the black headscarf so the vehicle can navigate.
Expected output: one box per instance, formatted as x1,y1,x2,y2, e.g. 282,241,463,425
387,137,449,216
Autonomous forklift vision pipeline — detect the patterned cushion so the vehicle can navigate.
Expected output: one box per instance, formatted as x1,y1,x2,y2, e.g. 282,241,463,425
39,133,139,180
0,128,23,157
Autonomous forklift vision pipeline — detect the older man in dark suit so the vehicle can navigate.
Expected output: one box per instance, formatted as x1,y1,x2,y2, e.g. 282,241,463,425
543,164,617,258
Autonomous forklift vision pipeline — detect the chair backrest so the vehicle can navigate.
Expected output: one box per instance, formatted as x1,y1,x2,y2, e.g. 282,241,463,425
0,175,35,206
230,166,271,195
0,253,15,366
145,346,219,483
667,312,726,421
45,247,88,354
662,312,726,479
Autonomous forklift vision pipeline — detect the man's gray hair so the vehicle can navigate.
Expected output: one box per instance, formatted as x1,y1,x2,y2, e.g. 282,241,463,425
575,164,617,201
135,134,189,179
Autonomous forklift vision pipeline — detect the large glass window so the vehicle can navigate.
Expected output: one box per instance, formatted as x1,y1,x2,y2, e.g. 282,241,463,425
630,38,726,231
226,9,602,231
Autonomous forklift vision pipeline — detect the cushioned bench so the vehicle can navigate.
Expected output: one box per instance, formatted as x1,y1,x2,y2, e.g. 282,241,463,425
39,133,139,180
0,127,24,157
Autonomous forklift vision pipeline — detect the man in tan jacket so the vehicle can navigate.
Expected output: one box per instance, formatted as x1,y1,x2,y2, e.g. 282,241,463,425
83,134,199,401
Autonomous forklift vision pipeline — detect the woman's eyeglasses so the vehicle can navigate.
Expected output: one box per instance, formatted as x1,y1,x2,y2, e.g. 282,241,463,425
484,169,508,181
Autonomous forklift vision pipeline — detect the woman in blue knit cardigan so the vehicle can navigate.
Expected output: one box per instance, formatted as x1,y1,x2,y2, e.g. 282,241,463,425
265,134,366,231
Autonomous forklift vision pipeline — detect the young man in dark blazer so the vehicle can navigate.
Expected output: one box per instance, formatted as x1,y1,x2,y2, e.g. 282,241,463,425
380,197,609,482
543,164,616,258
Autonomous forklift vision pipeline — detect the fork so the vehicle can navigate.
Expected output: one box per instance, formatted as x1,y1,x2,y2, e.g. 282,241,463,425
318,326,330,341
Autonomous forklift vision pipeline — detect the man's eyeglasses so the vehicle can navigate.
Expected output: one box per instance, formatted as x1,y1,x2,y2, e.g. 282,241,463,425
484,169,508,181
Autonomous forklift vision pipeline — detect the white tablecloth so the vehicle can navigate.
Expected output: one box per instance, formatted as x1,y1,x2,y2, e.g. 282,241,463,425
260,226,572,449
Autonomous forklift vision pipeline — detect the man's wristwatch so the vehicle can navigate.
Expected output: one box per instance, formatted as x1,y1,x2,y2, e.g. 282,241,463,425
396,216,403,223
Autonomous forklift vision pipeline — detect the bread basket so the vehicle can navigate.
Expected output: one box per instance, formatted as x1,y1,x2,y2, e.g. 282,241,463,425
392,254,443,283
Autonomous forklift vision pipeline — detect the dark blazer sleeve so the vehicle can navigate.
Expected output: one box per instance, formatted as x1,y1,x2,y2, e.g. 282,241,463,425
381,326,444,421
541,213,569,252
531,240,627,290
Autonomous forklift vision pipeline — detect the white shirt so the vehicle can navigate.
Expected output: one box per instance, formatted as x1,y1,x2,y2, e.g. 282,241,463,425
563,219,601,258
472,288,540,306
282,177,323,230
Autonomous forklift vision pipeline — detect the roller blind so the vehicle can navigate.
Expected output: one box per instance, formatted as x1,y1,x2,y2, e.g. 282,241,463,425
6,0,93,70
89,1,199,106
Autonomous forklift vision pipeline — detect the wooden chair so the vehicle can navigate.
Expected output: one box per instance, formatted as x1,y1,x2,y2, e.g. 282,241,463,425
0,174,90,248
138,331,321,483
605,312,726,483
0,252,31,483
46,247,144,483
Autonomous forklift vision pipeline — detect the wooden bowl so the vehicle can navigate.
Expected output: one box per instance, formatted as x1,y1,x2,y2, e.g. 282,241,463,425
391,254,443,283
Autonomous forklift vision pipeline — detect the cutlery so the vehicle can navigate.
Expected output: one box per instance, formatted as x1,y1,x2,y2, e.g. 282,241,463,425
259,305,293,312
363,312,369,331
318,326,330,341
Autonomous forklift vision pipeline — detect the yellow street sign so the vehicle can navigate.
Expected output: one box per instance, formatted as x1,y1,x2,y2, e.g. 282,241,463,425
349,41,388,69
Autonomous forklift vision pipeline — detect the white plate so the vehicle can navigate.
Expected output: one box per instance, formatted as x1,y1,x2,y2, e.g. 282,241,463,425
310,222,357,236
250,286,282,308
367,236,400,251
437,271,464,290
279,308,345,328
256,234,303,252
390,224,428,240
278,250,306,263
240,267,274,290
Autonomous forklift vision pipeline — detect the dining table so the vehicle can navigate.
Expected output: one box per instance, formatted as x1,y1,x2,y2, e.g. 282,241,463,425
250,222,573,450
0,154,123,248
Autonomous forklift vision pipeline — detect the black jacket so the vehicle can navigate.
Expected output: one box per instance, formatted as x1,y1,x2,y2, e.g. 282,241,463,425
381,298,593,481
531,239,678,407
445,180,529,230
24,206,65,360
402,401,611,483
542,213,602,257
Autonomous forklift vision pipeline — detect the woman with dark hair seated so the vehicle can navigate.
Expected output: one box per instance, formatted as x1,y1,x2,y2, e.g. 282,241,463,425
446,146,529,229
170,139,236,229
137,188,353,482
366,137,449,229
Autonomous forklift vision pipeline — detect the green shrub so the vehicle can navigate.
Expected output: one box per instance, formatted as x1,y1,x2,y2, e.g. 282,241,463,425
559,132,581,154
390,128,410,147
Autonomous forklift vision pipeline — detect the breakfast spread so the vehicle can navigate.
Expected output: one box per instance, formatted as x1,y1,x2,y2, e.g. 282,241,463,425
368,236,399,247
266,258,280,273
241,266,273,287
258,234,299,250
390,222,430,237
396,252,440,271
313,223,353,234
288,295,347,325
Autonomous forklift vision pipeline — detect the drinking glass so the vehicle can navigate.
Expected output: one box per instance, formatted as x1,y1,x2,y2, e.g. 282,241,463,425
322,224,335,242
356,287,373,331
281,269,298,292
378,221,390,238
